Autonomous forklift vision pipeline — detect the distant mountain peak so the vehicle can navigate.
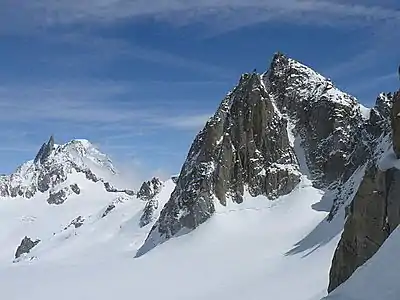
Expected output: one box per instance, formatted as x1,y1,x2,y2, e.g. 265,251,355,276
0,137,131,202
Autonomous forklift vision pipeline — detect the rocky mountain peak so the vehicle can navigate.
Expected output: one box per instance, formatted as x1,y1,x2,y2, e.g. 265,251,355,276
137,177,163,201
0,136,132,203
265,52,375,187
33,135,55,165
136,52,395,259
137,55,309,256
136,54,391,261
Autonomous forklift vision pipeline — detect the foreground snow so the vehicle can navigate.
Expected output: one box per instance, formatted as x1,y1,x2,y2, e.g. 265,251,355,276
324,227,400,300
0,177,342,300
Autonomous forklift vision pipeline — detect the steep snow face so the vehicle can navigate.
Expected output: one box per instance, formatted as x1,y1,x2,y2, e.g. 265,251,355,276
324,227,400,300
57,139,117,177
0,137,131,202
0,176,342,300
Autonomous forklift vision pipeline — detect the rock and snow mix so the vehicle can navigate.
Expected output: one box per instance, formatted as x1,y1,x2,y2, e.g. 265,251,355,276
0,53,398,300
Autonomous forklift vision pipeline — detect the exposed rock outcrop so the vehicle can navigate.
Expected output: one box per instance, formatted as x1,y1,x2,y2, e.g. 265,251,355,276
34,135,55,165
103,181,135,196
64,216,85,229
15,236,40,259
137,177,162,201
139,197,159,228
137,66,304,256
102,204,116,218
70,183,81,195
266,53,371,187
137,178,164,227
391,92,400,158
47,187,70,205
328,91,400,292
136,53,395,258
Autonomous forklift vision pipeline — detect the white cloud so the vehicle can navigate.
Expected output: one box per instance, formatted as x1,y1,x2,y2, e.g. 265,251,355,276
149,114,211,130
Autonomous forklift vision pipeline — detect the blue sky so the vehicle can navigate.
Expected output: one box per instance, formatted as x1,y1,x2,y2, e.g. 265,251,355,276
0,1,399,180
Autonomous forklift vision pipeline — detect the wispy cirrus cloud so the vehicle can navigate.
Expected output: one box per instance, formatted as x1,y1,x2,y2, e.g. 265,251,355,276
0,80,212,130
0,79,212,175
1,1,399,35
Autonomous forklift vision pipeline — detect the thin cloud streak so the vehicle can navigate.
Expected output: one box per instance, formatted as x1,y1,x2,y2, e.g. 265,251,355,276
1,1,399,35
347,72,398,95
51,33,236,79
0,81,212,130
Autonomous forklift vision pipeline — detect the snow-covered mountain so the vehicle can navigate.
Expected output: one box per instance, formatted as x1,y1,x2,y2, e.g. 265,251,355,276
137,53,387,257
0,136,175,264
0,53,398,300
0,136,134,203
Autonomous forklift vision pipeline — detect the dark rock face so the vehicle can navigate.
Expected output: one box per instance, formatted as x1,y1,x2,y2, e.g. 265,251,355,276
15,236,40,259
328,164,400,292
138,178,163,227
328,91,400,292
137,69,302,256
328,94,393,219
33,143,47,164
368,93,392,137
102,204,116,218
391,92,400,158
34,135,55,165
64,216,85,229
139,198,159,228
70,184,81,195
104,182,117,192
137,178,163,201
47,188,69,205
265,53,371,187
103,181,135,196
73,165,99,183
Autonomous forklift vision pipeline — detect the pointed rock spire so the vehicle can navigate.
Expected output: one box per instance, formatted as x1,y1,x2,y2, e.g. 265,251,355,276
34,135,55,165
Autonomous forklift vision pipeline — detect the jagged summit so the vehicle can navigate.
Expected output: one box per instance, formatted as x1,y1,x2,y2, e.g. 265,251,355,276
34,135,55,165
0,136,131,203
137,52,390,257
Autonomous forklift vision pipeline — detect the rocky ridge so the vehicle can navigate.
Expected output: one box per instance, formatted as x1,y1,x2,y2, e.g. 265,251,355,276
328,91,399,292
138,177,164,227
0,136,134,204
137,53,390,256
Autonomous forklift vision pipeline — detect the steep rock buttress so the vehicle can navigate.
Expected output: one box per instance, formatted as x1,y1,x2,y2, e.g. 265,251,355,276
328,91,400,292
137,70,301,256
137,53,390,257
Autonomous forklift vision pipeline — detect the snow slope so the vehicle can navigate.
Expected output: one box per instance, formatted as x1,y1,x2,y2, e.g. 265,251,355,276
0,175,342,300
0,178,175,264
324,227,400,300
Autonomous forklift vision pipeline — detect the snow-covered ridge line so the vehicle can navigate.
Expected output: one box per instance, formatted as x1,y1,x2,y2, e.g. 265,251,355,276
0,136,134,201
